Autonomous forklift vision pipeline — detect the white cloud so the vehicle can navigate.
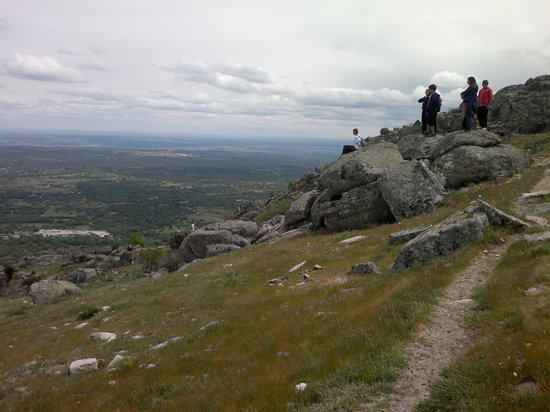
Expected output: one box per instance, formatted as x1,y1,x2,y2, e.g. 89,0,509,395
159,60,272,92
429,71,467,89
3,54,86,83
0,18,8,31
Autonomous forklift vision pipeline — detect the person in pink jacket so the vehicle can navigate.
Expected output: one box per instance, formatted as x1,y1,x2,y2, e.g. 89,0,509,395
477,79,493,130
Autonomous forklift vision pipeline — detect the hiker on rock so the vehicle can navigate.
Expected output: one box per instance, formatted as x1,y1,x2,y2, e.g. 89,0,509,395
477,79,493,130
425,84,441,137
341,128,364,155
460,76,479,131
418,88,430,135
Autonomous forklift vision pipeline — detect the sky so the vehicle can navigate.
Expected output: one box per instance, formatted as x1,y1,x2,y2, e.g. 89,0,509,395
1,0,549,140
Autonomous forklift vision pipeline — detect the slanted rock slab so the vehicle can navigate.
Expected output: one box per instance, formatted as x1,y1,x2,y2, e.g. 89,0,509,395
388,225,431,245
393,211,489,270
467,199,529,228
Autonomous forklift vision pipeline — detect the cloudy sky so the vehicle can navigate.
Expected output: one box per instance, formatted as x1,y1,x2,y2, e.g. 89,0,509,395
1,0,549,139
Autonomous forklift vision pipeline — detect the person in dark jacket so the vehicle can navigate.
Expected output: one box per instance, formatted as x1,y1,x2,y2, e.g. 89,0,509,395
425,84,440,137
460,76,479,131
418,88,430,135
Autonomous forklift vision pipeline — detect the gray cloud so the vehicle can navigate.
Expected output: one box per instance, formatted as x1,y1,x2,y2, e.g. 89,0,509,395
0,18,8,31
3,54,86,83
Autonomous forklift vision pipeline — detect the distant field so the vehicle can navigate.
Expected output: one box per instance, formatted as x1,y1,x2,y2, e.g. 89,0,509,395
0,133,341,261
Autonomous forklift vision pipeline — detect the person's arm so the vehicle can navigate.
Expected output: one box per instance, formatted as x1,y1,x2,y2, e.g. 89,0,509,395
488,88,494,106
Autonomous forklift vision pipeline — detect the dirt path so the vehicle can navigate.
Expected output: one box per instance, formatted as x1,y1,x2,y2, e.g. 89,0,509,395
378,238,515,412
368,162,550,412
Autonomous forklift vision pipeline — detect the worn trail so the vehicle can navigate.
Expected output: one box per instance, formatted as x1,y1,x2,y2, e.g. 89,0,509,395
381,238,515,412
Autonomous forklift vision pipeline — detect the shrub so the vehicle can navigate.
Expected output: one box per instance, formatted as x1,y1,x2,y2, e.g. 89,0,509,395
168,233,188,250
138,248,165,272
3,264,16,283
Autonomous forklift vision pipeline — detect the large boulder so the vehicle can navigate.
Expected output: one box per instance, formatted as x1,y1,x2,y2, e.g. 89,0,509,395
379,160,447,220
201,220,258,242
396,133,441,160
30,280,82,305
284,190,319,229
318,142,403,195
179,229,251,262
310,183,394,231
430,144,528,188
393,211,489,270
428,130,503,161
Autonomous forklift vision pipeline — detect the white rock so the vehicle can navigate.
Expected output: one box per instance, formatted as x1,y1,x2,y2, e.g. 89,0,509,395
150,336,183,351
288,261,307,272
295,382,308,392
74,322,89,329
338,235,367,244
69,358,102,375
90,332,117,343
107,354,126,368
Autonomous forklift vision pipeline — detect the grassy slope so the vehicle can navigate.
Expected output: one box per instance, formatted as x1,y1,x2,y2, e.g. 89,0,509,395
1,134,549,411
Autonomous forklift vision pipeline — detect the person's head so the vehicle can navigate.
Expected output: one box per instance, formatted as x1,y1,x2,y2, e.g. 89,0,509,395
352,128,359,135
428,84,437,94
467,76,476,85
482,79,489,88
425,88,430,96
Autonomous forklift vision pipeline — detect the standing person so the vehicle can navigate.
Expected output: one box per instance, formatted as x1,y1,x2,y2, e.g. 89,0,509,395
418,89,430,135
341,128,363,155
461,76,479,131
425,84,440,137
477,79,493,130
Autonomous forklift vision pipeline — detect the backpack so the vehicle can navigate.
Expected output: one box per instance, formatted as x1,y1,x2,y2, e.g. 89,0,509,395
436,95,442,112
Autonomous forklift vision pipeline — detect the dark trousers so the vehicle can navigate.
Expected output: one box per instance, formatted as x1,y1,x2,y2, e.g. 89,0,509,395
421,111,427,133
477,106,489,128
341,145,356,155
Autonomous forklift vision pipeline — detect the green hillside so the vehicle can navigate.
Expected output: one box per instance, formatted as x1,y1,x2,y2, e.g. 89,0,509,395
1,133,549,411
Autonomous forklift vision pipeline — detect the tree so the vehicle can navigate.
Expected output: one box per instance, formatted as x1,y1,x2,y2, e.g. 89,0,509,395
128,232,146,247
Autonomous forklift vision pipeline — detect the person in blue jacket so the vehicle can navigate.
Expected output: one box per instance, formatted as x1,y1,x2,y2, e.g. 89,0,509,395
460,76,479,131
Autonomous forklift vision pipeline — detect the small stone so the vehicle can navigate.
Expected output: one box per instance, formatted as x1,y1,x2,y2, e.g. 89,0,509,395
108,380,116,386
199,321,220,332
288,261,307,272
338,235,367,245
107,354,126,368
150,336,183,351
351,262,381,275
295,382,308,392
90,332,117,343
74,322,89,329
69,358,103,375
313,265,323,270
